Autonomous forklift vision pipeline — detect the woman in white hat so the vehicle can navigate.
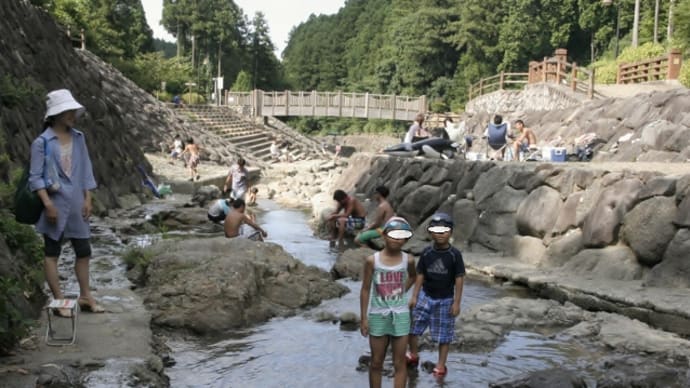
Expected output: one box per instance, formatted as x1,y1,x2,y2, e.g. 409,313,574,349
29,89,102,317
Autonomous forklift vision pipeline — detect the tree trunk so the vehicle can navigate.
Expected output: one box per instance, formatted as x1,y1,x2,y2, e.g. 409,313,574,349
632,0,641,47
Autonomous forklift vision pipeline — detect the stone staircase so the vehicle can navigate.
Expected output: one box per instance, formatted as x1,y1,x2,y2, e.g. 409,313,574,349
177,105,321,162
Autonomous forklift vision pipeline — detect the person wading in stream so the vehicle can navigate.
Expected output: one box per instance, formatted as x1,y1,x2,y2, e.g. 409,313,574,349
360,217,417,388
224,199,267,241
407,212,465,378
30,89,103,317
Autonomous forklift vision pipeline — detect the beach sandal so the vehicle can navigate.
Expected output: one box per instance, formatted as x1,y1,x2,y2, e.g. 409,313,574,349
405,351,419,367
78,297,105,313
432,366,447,377
52,308,73,318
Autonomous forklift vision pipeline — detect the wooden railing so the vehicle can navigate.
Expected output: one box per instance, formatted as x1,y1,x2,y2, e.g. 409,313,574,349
468,48,597,101
224,90,427,121
66,27,85,50
468,72,528,100
617,49,683,84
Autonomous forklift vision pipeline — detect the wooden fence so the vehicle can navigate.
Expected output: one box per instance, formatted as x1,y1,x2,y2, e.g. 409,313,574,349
224,90,427,121
617,49,683,84
66,27,85,50
468,48,596,101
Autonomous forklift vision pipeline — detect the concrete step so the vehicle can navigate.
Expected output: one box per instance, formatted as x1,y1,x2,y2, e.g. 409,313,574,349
225,132,267,143
246,142,273,152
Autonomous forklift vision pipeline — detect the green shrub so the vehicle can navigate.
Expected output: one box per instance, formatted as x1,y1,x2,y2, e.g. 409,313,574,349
182,92,206,104
121,246,156,270
591,43,669,84
680,61,690,88
156,91,173,103
0,75,43,108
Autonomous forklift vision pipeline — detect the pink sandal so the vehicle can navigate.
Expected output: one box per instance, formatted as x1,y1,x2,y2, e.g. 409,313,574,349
405,351,419,367
432,366,447,377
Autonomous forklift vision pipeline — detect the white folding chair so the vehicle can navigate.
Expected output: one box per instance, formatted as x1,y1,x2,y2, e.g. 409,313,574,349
45,296,79,346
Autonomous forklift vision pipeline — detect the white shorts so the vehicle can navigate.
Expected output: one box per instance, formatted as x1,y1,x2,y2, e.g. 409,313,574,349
232,188,247,201
239,224,261,241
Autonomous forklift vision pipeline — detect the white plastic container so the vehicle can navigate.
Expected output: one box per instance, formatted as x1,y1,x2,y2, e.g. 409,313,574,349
541,147,552,161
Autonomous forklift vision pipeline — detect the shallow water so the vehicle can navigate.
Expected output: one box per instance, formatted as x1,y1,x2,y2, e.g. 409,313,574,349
165,200,598,387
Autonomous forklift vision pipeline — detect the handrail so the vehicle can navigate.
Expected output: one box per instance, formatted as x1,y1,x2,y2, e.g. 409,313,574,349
66,27,86,50
616,49,683,84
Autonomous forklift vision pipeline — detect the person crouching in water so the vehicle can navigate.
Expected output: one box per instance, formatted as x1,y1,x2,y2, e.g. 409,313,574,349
360,217,417,388
407,212,465,378
224,198,267,241
207,198,232,223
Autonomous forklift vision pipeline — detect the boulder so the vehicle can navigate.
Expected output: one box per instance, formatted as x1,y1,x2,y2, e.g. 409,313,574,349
545,229,584,267
516,186,563,238
190,185,221,207
507,167,543,192
471,212,517,252
552,192,584,235
663,127,690,152
674,196,690,227
331,247,374,280
676,174,690,202
456,162,494,196
397,185,442,226
645,229,690,288
637,176,676,201
639,120,677,149
582,178,642,248
636,150,681,163
512,235,547,266
545,168,599,199
472,166,512,204
490,369,587,388
621,197,678,266
561,245,645,281
476,186,527,213
452,199,479,246
140,237,349,334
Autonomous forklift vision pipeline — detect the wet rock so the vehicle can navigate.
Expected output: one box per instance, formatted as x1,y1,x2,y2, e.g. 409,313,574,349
645,228,690,288
190,185,222,207
490,368,587,388
339,312,359,324
594,355,690,388
331,247,373,281
621,197,677,266
516,186,562,238
140,237,349,334
314,311,337,323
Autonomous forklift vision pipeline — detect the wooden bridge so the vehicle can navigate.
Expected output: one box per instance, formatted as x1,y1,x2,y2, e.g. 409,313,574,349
223,90,427,121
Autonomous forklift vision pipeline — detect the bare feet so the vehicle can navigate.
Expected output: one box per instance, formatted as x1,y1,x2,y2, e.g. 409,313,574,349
78,297,105,313
52,308,73,318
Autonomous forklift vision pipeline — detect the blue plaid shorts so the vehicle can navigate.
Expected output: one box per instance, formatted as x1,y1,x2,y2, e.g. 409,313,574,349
345,216,365,233
410,290,456,344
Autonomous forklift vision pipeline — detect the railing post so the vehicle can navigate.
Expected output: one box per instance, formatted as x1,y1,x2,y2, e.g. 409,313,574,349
420,95,427,114
352,92,356,118
272,91,277,116
80,28,85,50
499,71,505,90
542,57,548,83
555,59,562,84
392,94,396,121
468,85,472,100
255,90,262,117
364,92,370,118
312,90,316,116
479,79,484,96
338,90,343,118
588,68,595,99
667,48,682,80
284,90,290,116
616,63,623,84
571,63,578,91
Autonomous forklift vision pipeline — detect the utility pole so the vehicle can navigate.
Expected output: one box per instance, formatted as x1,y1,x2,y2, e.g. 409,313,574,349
191,34,196,69
632,0,640,47
654,0,660,43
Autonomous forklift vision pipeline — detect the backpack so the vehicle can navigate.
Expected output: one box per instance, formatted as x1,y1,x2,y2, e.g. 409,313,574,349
14,136,48,224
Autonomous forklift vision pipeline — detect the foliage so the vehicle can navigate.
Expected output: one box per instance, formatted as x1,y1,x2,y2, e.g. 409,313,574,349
285,117,406,136
112,52,193,94
680,60,690,87
121,246,156,270
182,92,206,104
153,38,177,59
0,76,44,109
674,0,690,49
592,42,668,84
232,70,253,92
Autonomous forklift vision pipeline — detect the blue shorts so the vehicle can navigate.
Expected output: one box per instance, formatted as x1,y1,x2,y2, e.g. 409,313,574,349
410,290,456,344
345,216,365,233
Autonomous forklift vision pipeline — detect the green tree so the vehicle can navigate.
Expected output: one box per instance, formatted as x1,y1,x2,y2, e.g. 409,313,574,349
232,70,252,91
249,12,282,89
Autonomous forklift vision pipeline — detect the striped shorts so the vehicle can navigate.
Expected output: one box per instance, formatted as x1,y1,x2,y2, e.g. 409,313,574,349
410,290,456,344
368,311,410,337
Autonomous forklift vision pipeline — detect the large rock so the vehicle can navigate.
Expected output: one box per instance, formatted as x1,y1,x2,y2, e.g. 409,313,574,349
397,185,442,226
552,192,584,235
582,178,642,248
621,197,678,266
490,369,587,388
674,196,690,227
456,162,494,196
639,120,677,149
637,176,676,201
452,199,479,246
140,237,348,334
331,247,374,280
507,167,543,192
512,235,547,265
473,166,512,204
645,228,690,288
471,212,517,252
545,229,584,267
190,185,222,207
516,186,563,238
561,245,645,281
476,186,527,213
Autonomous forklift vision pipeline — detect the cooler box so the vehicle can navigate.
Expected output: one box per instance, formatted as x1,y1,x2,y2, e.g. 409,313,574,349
550,147,567,162
541,147,552,161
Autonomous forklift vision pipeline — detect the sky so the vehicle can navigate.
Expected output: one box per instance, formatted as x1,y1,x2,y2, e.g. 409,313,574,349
141,0,346,57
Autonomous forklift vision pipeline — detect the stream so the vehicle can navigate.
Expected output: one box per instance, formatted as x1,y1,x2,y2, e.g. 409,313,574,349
60,198,604,387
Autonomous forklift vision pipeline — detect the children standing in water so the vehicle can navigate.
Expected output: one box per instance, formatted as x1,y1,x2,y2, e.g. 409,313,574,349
407,212,465,377
360,217,416,388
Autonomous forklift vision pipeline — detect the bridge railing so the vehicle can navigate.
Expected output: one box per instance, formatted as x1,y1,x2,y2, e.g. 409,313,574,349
224,90,426,121
66,27,86,50
617,49,683,84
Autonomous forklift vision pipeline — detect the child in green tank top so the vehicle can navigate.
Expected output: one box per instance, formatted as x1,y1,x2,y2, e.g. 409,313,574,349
360,217,417,388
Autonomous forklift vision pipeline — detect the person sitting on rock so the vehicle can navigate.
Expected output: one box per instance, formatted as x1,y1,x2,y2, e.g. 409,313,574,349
327,189,367,246
356,186,395,249
269,140,280,162
207,198,233,223
484,114,511,160
224,199,267,241
247,187,258,206
511,120,537,160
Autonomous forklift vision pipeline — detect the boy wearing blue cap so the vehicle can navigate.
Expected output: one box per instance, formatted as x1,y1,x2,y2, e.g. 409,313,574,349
407,212,465,377
360,217,417,388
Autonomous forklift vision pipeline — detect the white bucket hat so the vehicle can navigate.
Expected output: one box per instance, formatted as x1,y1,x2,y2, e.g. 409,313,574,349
44,89,85,120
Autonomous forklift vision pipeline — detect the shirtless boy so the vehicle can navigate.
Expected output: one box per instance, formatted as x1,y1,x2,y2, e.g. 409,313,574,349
224,199,267,241
327,189,367,245
511,120,537,159
181,138,201,181
355,186,395,249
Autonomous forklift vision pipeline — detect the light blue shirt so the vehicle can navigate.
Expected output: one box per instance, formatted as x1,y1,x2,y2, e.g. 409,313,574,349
29,127,97,240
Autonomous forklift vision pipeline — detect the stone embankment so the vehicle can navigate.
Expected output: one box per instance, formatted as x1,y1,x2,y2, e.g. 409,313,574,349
455,88,690,164
327,154,690,335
